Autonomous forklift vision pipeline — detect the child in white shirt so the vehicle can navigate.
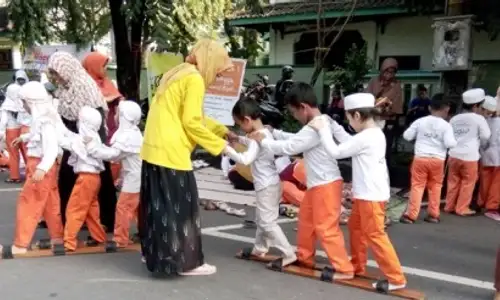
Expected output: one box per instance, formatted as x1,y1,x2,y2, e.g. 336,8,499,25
478,95,500,220
0,83,26,182
445,88,491,216
62,106,108,251
3,81,64,255
401,93,457,224
224,99,296,265
309,92,406,292
249,82,354,279
87,100,143,247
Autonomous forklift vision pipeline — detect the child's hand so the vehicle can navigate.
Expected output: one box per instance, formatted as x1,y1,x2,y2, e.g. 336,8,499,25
309,117,326,131
226,131,239,143
11,137,22,148
248,131,265,142
32,168,46,182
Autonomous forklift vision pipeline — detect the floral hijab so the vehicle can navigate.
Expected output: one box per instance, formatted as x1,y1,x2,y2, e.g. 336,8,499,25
47,51,107,121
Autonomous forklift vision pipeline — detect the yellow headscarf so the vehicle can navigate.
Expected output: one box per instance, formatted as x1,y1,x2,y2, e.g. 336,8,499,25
155,39,233,97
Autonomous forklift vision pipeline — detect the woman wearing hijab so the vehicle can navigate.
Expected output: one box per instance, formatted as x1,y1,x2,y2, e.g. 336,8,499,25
47,51,117,233
0,78,28,183
366,58,403,165
82,52,124,182
140,39,233,276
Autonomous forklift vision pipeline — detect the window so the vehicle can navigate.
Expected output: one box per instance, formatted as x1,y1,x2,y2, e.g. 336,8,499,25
0,49,12,70
379,56,420,71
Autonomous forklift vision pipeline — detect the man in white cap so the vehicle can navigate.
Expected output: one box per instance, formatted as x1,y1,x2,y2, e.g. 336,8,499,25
445,88,491,216
478,95,500,221
309,92,407,292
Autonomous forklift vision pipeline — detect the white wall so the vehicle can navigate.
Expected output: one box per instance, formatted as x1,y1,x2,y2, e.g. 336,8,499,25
269,15,500,69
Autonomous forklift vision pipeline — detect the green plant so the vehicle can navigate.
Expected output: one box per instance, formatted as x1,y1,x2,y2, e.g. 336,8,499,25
280,112,301,133
325,43,371,95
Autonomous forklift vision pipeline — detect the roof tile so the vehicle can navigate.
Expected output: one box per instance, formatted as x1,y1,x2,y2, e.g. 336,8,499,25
230,0,405,20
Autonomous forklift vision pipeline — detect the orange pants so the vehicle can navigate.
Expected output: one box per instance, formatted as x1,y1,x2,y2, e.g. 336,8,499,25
445,157,478,215
405,157,445,220
478,166,500,211
349,199,406,285
64,173,107,251
6,127,26,180
281,181,304,207
110,162,121,184
113,192,139,246
297,180,353,274
14,157,63,248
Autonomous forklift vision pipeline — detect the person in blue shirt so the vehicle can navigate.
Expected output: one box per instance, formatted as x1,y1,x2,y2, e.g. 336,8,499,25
407,85,431,124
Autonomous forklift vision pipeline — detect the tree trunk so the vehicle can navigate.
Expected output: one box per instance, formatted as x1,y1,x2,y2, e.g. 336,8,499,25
108,0,145,101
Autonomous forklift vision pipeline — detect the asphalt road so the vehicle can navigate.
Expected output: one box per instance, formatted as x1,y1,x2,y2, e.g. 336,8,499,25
0,172,497,300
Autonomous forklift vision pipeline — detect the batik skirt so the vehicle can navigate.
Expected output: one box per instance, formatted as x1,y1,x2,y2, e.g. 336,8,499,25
139,161,204,275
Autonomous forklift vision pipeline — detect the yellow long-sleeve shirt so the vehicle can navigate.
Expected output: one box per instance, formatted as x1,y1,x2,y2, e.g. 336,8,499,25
141,73,228,171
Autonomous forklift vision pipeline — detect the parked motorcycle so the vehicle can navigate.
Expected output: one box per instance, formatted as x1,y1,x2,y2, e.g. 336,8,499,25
243,74,284,128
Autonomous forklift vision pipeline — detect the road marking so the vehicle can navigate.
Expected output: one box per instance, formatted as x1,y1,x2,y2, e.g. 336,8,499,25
0,187,21,192
202,218,296,233
202,227,495,291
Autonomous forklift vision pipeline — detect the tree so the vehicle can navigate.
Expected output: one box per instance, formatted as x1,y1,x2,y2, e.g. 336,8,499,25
309,0,358,86
223,0,265,65
325,43,371,95
8,0,235,100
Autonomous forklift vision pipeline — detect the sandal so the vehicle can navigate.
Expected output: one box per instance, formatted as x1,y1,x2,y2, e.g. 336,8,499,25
179,263,217,276
5,178,21,184
399,215,415,224
226,207,246,217
243,220,257,229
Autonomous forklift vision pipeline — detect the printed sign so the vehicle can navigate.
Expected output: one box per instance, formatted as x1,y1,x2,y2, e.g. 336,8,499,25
23,44,89,71
203,58,246,125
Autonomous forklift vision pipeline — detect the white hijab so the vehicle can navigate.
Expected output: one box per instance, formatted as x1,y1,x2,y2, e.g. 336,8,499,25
2,83,23,112
110,100,143,153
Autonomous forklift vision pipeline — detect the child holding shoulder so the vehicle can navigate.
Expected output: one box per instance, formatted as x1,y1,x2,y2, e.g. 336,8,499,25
445,88,491,216
249,82,354,279
223,99,296,266
400,93,456,224
478,95,500,221
308,92,406,292
86,100,143,247
62,106,108,251
2,81,64,255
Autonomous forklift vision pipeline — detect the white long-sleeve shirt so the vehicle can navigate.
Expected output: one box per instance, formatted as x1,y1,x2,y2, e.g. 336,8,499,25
260,115,346,188
403,115,457,160
88,145,141,193
449,112,491,161
224,128,280,191
0,110,20,132
481,117,500,166
25,122,59,173
17,111,32,127
318,126,390,202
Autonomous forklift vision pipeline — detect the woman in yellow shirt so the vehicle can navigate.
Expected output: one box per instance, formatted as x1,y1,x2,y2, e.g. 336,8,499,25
140,39,232,276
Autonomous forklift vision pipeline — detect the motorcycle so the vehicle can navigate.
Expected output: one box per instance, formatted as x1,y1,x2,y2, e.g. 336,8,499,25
243,74,284,128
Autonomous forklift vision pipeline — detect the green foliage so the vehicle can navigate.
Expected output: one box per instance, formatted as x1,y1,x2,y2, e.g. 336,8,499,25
403,0,500,40
280,113,301,133
325,43,371,95
223,0,265,65
148,0,231,55
8,0,52,48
